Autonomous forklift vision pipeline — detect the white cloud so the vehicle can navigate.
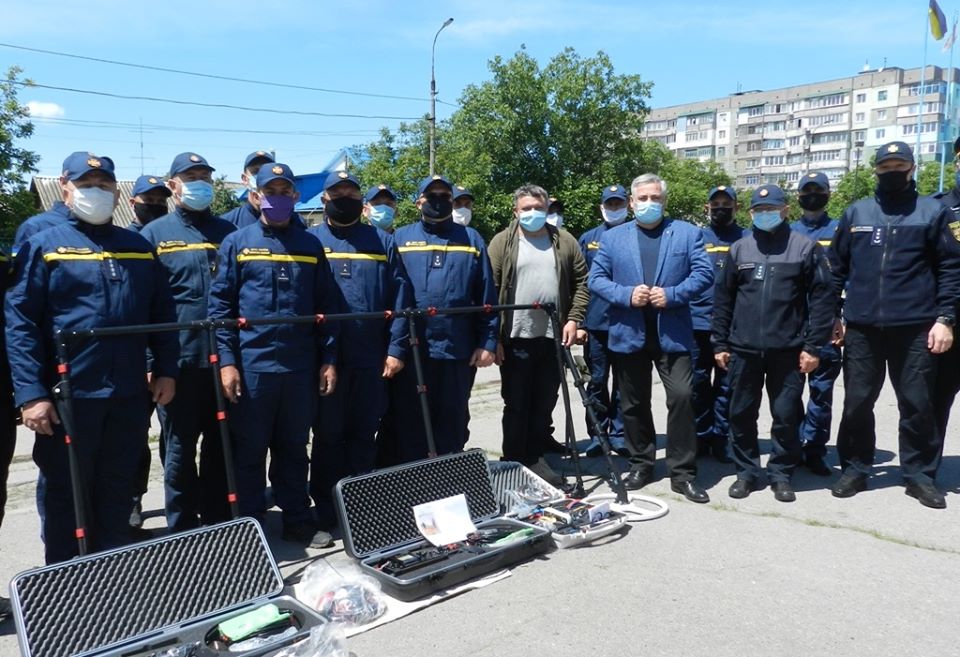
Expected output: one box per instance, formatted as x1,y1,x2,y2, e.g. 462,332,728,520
26,101,65,119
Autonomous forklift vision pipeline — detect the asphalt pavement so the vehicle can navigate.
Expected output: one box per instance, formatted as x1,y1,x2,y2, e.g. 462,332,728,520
1,356,958,657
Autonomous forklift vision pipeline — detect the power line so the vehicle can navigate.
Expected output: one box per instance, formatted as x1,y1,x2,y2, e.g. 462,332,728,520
14,80,425,120
31,116,381,138
0,41,457,107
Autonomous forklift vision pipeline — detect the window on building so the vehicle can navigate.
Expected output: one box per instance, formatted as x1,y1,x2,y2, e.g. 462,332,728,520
746,158,760,168
810,132,848,145
855,112,865,123
902,122,938,135
718,112,728,122
876,128,886,139
747,105,764,117
856,93,866,103
718,130,726,139
786,171,800,182
717,146,726,157
788,136,802,146
854,130,866,141
762,139,785,149
744,175,760,186
878,90,888,101
747,141,761,151
876,109,887,120
763,155,785,166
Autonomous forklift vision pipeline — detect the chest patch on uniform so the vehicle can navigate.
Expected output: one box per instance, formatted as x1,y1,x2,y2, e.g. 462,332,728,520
56,246,93,255
737,263,757,271
850,226,874,233
404,240,427,247
241,247,271,256
431,251,445,268
949,220,960,242
870,227,885,246
158,240,188,249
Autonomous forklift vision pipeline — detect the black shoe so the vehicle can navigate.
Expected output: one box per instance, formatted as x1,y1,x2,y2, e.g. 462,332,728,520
671,480,710,503
0,595,11,622
282,523,334,548
803,453,832,477
129,496,143,529
905,482,946,509
772,481,796,503
728,479,756,499
832,472,868,498
543,437,567,454
623,469,653,491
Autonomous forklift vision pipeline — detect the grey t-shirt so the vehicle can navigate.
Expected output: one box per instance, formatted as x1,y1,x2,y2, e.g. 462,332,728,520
510,229,559,339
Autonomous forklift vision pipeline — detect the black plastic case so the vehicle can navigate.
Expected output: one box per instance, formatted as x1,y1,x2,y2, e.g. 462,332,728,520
334,449,551,601
9,518,324,657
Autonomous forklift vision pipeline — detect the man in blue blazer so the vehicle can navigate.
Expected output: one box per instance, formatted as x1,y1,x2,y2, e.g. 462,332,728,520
589,173,713,502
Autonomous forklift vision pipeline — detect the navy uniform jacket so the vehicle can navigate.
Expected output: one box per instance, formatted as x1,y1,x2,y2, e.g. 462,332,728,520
221,202,259,230
208,217,339,373
4,217,179,406
829,183,960,326
308,220,410,369
579,223,616,331
12,202,71,256
790,213,838,251
140,208,237,367
394,218,498,360
689,222,747,331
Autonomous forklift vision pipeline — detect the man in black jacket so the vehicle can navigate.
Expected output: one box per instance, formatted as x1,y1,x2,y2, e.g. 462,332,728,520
830,141,960,508
712,185,834,502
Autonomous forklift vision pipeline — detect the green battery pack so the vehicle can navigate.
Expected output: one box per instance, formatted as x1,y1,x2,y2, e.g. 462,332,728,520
217,604,291,642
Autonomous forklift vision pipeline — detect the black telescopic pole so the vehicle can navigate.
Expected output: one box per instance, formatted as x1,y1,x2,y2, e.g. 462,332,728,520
51,332,89,556
547,306,585,497
406,314,437,458
205,324,240,519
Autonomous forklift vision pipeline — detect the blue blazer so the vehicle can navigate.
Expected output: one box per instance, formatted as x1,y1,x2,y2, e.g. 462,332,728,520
588,218,712,354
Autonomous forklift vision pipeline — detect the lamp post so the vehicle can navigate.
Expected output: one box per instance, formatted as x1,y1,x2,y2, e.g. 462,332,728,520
430,17,454,177
853,139,864,199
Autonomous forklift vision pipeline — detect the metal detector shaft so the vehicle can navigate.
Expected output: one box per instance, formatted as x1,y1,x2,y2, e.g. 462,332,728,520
558,343,630,504
548,309,585,497
205,325,240,519
52,333,89,556
406,315,437,458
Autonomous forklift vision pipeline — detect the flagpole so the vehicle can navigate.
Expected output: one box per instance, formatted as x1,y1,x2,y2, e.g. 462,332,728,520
938,12,957,192
917,12,929,160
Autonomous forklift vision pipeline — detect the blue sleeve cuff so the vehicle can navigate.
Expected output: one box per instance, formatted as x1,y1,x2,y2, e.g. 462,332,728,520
15,386,50,409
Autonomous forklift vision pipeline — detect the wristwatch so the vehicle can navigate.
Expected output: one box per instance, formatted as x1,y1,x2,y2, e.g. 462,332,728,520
936,315,955,327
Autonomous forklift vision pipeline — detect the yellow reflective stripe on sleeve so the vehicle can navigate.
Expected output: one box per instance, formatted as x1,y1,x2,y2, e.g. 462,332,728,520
237,253,318,264
705,245,730,253
817,240,832,247
397,245,480,256
324,252,387,262
43,251,155,262
157,242,219,255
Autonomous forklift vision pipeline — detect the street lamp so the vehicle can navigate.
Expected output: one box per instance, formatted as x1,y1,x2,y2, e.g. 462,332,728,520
430,17,454,177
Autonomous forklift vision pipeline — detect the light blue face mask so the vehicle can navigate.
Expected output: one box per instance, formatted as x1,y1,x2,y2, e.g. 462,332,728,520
367,204,395,230
633,201,663,225
180,180,214,211
519,209,547,232
752,210,783,232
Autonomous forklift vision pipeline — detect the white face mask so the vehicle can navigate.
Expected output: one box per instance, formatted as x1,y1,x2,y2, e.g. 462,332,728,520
71,186,116,225
452,207,472,226
601,206,628,226
546,213,563,228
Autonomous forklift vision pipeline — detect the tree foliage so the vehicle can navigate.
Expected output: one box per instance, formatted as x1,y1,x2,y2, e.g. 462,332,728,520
826,166,874,217
211,175,241,216
0,66,40,246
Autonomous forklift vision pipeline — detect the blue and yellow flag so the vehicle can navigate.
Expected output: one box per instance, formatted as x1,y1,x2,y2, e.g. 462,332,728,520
930,0,947,40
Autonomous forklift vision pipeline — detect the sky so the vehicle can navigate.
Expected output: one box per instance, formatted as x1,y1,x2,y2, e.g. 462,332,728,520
1,0,956,182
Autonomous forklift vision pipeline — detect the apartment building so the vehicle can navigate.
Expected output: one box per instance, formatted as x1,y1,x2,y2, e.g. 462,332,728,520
643,65,960,189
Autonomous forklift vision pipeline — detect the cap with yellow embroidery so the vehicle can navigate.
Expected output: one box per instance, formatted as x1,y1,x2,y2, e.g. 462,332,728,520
750,184,786,208
61,151,117,182
322,170,360,192
132,175,171,198
243,150,275,170
708,184,737,201
798,171,830,191
417,174,454,196
364,183,397,203
169,152,215,176
452,184,474,201
874,141,914,165
256,162,297,188
601,184,627,203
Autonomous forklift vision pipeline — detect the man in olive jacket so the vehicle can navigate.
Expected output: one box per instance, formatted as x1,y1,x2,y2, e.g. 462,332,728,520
488,184,589,485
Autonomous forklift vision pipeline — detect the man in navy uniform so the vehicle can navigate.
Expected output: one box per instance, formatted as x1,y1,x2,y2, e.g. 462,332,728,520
140,152,236,531
308,171,410,531
127,175,172,233
363,183,398,233
221,150,276,229
689,185,744,464
578,184,630,457
5,152,179,563
208,162,339,546
790,171,842,476
712,185,834,502
392,175,498,461
830,142,960,508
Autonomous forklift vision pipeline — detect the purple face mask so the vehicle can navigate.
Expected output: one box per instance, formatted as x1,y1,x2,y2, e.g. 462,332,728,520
260,194,296,224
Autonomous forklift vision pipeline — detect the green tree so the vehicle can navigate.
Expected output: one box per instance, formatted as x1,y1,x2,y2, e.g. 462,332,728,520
659,155,732,225
916,160,954,196
0,65,40,245
211,175,241,216
827,166,874,217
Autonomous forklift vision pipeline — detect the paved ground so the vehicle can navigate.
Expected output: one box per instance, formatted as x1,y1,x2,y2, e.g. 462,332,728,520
2,355,959,657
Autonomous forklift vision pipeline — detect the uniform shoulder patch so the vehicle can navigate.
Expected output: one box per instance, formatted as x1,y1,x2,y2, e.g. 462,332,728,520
56,246,93,255
949,220,960,242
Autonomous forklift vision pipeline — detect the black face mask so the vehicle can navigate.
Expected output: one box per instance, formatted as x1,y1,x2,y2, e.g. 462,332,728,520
422,195,453,221
798,193,829,212
324,196,364,225
876,170,911,195
709,206,734,226
133,203,168,225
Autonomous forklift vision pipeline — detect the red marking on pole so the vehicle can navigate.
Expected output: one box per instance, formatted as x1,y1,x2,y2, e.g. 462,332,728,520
417,385,428,393
57,363,69,374
533,301,542,309
209,354,218,364
384,310,394,320
217,411,227,421
315,314,326,324
75,528,85,539
483,304,492,313
227,493,237,503
237,317,249,329
427,307,438,316
64,434,71,445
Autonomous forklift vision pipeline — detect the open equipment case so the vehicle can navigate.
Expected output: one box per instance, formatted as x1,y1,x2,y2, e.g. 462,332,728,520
9,518,324,657
334,449,551,601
